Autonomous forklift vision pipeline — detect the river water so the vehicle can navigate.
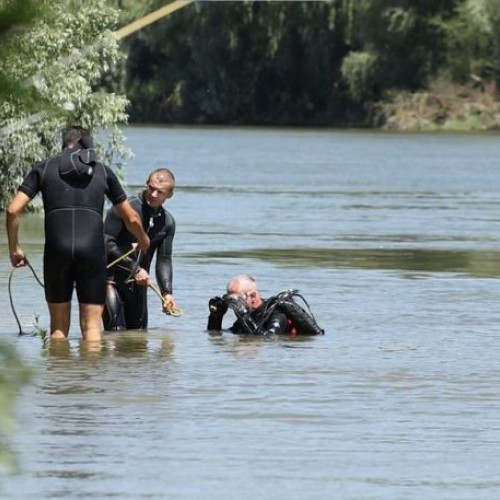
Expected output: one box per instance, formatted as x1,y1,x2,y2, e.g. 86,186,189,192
1,126,500,499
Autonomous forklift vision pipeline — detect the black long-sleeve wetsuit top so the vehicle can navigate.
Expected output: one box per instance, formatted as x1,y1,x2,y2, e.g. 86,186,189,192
104,191,176,295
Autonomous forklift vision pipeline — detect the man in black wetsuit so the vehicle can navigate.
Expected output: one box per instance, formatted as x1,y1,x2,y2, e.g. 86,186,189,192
6,126,150,342
103,167,177,330
207,274,290,335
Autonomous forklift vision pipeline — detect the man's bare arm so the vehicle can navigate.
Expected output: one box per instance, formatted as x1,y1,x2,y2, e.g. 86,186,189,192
6,192,31,267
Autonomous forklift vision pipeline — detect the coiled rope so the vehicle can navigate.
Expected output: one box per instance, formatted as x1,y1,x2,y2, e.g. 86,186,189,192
149,282,183,317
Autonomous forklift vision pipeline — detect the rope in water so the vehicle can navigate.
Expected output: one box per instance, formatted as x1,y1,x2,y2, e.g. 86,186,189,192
8,259,44,336
9,249,183,335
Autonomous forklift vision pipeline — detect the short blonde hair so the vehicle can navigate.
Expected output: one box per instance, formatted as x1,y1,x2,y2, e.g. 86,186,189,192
146,168,175,194
147,167,175,184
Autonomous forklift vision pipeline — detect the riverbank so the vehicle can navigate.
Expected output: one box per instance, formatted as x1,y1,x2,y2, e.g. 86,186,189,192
371,78,500,132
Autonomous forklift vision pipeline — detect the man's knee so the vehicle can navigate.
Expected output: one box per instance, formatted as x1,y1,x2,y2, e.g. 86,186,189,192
80,304,104,332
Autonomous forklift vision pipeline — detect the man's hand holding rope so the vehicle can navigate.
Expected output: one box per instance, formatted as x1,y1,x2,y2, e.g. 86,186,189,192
161,293,176,315
133,267,151,287
10,246,27,268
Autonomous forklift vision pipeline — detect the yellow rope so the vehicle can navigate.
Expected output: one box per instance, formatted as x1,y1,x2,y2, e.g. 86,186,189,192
106,247,136,269
149,282,183,317
115,0,195,40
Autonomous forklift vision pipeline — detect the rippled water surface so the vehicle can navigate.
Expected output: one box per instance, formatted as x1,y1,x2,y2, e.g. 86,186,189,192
1,126,500,499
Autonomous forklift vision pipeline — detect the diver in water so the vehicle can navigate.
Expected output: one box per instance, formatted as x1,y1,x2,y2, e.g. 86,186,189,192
6,126,150,342
207,274,324,336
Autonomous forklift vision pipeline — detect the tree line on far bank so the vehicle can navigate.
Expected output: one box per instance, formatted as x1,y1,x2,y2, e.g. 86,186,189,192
121,0,500,130
1,0,499,212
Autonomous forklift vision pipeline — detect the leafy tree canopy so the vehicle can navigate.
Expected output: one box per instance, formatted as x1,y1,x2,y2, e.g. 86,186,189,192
123,0,500,129
0,0,131,210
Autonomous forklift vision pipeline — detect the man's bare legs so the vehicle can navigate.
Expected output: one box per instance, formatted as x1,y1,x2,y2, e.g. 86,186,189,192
48,302,103,341
48,302,71,339
79,303,104,342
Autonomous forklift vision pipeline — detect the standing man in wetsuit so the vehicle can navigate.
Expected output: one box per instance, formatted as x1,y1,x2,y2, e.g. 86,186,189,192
207,274,290,335
6,126,150,342
103,167,177,330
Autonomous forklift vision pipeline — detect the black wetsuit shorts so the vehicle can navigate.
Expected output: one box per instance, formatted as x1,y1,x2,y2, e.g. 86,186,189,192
44,208,107,303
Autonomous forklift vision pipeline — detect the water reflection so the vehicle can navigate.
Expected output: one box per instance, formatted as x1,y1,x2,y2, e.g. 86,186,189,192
106,331,176,360
2,128,500,499
45,339,71,358
208,332,317,360
42,332,175,363
196,247,500,277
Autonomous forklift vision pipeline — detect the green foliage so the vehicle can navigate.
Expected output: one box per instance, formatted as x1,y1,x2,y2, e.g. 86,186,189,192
345,0,458,91
0,341,31,471
33,315,48,349
117,0,500,129
0,0,46,112
0,0,131,210
124,0,497,127
0,0,37,34
341,51,377,102
126,0,350,125
438,0,500,85
111,0,151,23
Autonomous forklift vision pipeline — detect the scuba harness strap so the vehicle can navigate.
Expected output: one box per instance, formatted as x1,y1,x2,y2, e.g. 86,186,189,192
273,290,325,336
223,289,324,336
